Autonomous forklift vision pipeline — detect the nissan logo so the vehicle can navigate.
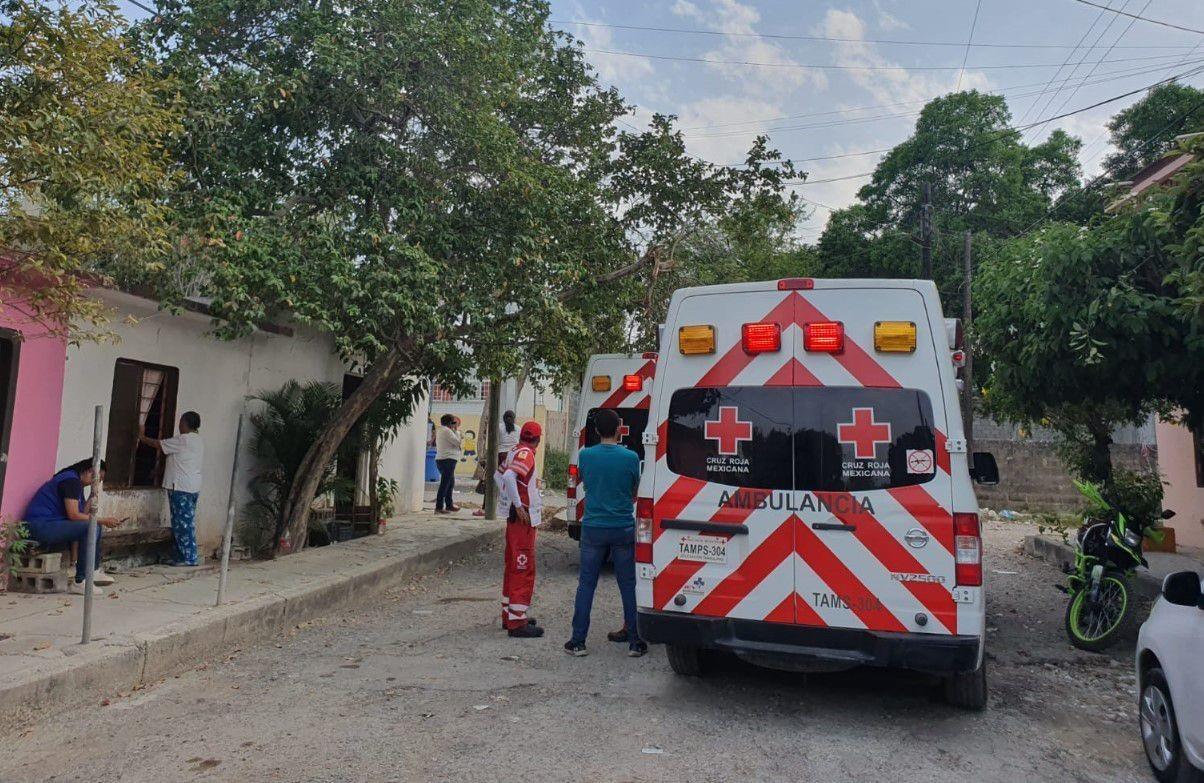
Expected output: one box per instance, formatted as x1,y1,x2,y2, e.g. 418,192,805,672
904,528,930,549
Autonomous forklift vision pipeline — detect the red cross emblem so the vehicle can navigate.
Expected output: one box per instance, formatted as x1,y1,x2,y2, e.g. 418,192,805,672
704,406,754,456
837,407,892,460
616,420,630,443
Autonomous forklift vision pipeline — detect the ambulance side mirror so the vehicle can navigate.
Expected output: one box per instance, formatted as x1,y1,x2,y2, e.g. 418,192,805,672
970,452,999,486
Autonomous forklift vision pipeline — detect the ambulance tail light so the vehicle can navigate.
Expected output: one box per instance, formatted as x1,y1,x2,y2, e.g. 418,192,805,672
622,374,643,391
566,464,579,499
954,513,983,587
678,325,716,355
741,322,781,354
591,375,611,392
777,278,815,290
873,321,916,353
803,321,844,353
636,497,654,563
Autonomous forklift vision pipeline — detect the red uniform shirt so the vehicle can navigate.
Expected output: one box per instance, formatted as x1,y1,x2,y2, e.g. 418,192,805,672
505,445,537,507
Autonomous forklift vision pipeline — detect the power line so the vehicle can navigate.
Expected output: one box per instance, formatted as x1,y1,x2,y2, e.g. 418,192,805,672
956,0,984,90
1017,0,1111,127
584,47,1190,74
1069,0,1204,35
554,18,1198,50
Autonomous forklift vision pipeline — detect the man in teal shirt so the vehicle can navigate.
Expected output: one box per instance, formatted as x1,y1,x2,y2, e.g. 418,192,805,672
564,408,646,657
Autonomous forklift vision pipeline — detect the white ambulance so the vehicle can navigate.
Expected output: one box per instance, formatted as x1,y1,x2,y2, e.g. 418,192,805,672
566,353,657,541
634,278,999,709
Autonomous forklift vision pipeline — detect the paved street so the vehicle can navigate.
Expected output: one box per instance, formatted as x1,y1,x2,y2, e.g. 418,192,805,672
2,517,1150,783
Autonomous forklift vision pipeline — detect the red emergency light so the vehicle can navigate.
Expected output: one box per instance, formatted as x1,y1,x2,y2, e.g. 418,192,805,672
641,352,658,360
803,321,844,353
566,464,579,499
954,513,982,586
635,497,654,563
622,374,644,392
741,322,781,354
777,278,815,290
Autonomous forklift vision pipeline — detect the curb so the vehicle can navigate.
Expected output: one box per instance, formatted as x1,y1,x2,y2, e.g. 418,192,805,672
1022,534,1162,601
0,527,500,733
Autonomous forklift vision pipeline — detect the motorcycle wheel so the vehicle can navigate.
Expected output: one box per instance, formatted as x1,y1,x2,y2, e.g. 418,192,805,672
1064,573,1130,652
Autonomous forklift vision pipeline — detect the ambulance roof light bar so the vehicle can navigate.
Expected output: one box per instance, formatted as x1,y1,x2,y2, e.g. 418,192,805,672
777,278,814,290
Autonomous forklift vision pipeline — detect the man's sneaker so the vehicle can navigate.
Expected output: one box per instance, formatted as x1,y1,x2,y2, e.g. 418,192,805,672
628,641,649,658
508,624,544,639
563,641,588,657
606,628,629,643
68,580,103,596
91,569,115,586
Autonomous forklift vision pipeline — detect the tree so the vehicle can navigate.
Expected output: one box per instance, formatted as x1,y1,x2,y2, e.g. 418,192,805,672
0,0,179,339
814,91,1081,300
1103,83,1204,178
144,0,796,550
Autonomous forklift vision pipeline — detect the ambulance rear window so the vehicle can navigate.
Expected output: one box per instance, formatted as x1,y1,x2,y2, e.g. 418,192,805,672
666,386,937,491
584,407,648,462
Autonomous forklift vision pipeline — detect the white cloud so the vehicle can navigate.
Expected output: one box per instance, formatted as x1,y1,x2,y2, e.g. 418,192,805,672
570,9,655,86
872,0,911,31
676,96,799,164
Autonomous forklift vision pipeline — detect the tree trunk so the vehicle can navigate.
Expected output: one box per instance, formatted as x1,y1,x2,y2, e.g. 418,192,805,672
368,441,381,524
278,342,409,554
1085,417,1114,487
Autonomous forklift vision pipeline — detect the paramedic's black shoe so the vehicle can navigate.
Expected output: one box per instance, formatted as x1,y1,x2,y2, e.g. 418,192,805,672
508,624,544,639
607,627,629,643
563,641,588,657
628,641,649,658
527,618,539,626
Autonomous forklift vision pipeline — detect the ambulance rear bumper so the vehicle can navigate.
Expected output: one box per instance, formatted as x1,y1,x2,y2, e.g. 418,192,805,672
637,610,982,674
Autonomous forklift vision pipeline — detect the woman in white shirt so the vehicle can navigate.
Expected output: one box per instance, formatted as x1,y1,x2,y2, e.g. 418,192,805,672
434,414,463,513
140,411,205,566
498,410,520,465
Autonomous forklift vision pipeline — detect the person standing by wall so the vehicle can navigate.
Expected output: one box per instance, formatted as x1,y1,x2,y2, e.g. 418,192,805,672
498,410,520,466
433,414,462,514
564,409,646,658
497,421,544,639
140,411,204,566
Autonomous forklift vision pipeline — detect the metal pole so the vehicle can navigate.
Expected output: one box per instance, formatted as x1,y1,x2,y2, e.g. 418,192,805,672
921,183,933,280
962,230,975,454
216,413,245,606
483,378,502,521
81,404,103,645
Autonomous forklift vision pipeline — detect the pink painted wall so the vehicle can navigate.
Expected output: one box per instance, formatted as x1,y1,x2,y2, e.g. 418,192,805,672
1155,418,1204,551
0,309,66,520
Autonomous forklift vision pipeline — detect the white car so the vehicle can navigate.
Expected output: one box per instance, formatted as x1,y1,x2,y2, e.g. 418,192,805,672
1137,570,1204,783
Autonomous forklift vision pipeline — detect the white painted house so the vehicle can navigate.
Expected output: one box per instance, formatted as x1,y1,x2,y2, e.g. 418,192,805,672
55,289,428,558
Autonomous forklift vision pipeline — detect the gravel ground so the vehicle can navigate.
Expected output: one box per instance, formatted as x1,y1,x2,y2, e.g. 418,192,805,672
1,515,1153,783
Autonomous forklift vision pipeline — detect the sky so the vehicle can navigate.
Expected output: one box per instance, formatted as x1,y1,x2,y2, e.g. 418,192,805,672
118,0,1204,240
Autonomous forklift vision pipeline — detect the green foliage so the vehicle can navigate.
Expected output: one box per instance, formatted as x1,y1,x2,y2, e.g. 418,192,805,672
1,518,31,578
542,447,569,492
813,91,1081,300
0,0,180,340
246,380,346,539
375,477,400,519
1101,468,1165,528
1104,83,1204,178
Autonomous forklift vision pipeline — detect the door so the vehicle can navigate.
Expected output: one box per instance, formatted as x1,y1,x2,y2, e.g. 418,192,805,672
0,329,19,505
650,288,800,624
789,287,958,636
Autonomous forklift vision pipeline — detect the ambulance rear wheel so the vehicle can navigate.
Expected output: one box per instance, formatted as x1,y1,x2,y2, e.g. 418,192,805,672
666,644,705,676
943,659,988,710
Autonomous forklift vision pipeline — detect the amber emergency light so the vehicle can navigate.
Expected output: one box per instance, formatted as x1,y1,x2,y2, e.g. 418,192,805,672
591,375,611,392
679,324,716,355
874,321,917,353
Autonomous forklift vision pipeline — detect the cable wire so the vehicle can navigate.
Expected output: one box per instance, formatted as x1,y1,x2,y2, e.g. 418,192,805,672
1069,0,1204,35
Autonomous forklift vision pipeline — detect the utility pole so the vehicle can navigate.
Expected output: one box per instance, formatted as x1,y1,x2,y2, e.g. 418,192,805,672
962,230,975,454
920,183,933,280
482,377,502,520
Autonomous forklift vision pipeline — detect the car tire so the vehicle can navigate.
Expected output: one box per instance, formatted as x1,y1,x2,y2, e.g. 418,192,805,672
1141,667,1204,783
943,658,988,711
665,644,705,677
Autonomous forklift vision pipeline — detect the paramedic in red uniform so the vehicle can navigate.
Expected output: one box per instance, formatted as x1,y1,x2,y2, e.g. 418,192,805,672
498,421,545,639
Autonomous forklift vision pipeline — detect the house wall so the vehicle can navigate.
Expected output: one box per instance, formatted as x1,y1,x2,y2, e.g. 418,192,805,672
0,311,66,520
1155,419,1204,550
56,290,427,557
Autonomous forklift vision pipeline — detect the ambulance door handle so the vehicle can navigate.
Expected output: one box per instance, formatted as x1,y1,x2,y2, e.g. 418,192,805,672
811,522,856,532
662,519,749,536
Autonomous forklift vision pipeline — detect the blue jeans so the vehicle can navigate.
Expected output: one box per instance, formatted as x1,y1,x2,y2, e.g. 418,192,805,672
168,490,200,565
24,518,101,582
570,525,640,646
435,459,457,510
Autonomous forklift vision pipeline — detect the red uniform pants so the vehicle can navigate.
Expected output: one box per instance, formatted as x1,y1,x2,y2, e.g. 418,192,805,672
501,510,537,630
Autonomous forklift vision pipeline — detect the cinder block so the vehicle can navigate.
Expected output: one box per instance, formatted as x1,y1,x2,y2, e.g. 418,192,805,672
9,571,69,594
14,551,62,574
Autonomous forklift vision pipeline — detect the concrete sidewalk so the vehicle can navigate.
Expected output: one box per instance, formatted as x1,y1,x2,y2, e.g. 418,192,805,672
1024,534,1204,600
0,511,500,733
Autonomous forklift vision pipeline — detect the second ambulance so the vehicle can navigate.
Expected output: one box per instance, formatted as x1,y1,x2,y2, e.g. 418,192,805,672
634,278,998,709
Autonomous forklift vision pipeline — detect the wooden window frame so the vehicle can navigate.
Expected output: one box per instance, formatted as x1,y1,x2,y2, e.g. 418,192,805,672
104,358,179,489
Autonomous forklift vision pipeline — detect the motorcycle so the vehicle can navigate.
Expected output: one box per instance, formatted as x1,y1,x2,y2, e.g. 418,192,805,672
1059,480,1175,652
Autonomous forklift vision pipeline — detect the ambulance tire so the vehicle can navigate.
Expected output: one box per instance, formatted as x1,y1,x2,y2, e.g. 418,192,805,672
666,644,706,677
943,658,988,710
